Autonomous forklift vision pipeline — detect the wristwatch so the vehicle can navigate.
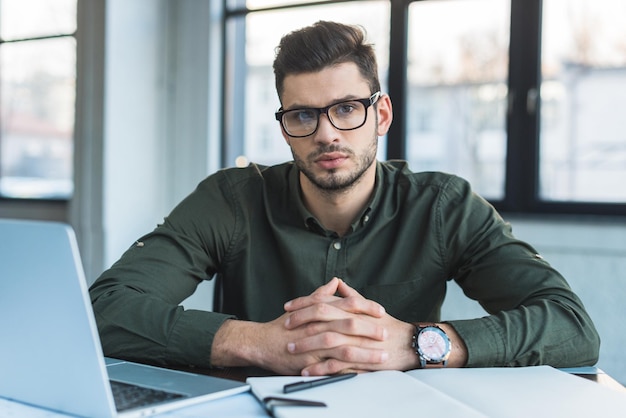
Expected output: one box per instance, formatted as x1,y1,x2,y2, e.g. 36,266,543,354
412,324,451,368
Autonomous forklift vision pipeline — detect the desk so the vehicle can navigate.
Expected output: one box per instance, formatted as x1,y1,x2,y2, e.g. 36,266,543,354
571,370,626,393
1,366,624,417
189,364,626,393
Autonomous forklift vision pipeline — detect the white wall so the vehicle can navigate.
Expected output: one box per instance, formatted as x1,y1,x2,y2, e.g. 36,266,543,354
103,0,170,268
73,0,222,305
72,0,222,280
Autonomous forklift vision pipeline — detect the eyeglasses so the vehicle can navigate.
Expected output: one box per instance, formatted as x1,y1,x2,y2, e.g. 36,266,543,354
275,91,381,138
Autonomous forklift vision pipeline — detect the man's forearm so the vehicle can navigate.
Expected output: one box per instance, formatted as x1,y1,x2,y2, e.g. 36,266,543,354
211,317,320,375
211,319,268,368
448,297,600,368
91,281,233,368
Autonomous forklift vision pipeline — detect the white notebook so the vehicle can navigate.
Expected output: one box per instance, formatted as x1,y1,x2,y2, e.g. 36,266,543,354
248,370,486,418
408,366,626,417
248,366,626,418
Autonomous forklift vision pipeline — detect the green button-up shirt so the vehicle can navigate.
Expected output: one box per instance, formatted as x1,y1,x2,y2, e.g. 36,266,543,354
89,161,600,369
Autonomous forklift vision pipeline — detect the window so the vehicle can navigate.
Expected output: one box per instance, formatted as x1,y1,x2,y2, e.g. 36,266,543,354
223,0,389,167
223,0,626,216
540,0,626,203
0,0,77,199
406,0,510,200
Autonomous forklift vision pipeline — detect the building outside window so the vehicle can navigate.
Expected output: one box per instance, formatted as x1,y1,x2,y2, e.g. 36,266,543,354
0,0,76,199
2,0,624,214
225,0,390,168
225,0,626,215
540,0,626,202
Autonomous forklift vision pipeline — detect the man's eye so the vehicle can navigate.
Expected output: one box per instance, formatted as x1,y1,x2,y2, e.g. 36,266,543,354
334,102,357,116
288,110,316,123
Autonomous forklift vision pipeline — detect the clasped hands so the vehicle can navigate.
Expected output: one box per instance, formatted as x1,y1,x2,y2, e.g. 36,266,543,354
275,277,417,376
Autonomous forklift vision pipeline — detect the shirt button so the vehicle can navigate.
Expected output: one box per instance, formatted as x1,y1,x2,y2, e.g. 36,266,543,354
333,241,342,250
363,215,370,223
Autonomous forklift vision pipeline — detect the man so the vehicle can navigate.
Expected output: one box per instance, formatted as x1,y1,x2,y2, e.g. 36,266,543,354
90,21,600,376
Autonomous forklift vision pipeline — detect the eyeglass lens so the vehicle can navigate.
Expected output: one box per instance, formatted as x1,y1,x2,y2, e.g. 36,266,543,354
282,100,368,137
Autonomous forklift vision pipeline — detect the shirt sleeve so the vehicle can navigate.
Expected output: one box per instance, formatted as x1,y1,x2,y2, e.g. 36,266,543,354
438,176,600,367
89,172,239,368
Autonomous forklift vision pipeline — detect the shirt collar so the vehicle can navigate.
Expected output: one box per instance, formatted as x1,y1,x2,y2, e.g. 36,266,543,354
292,162,383,236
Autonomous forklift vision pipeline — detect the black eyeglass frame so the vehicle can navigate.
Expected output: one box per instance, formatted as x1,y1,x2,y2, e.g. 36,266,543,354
275,91,381,138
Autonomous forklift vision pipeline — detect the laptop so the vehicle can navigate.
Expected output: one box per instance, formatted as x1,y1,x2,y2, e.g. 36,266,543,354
0,219,249,417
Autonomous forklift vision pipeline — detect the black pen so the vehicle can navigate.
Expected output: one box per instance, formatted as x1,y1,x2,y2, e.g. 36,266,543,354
283,372,358,394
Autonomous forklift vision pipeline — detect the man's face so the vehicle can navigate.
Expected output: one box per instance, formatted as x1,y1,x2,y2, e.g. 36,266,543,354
279,62,392,193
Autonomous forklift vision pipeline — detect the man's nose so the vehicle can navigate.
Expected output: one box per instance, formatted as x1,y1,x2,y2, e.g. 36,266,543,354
313,113,339,143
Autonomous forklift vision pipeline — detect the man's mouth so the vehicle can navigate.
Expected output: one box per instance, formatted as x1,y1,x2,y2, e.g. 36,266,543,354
315,152,348,169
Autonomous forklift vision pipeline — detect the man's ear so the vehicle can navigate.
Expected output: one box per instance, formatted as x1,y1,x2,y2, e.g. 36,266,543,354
376,94,393,137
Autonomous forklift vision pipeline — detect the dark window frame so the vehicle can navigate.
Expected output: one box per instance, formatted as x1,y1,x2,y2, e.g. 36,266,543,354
223,0,626,217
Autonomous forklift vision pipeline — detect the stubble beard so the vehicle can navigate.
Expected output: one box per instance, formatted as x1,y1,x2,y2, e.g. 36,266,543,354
292,132,378,195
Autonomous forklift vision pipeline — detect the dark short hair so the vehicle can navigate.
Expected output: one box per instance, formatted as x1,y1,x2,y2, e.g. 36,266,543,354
273,21,380,101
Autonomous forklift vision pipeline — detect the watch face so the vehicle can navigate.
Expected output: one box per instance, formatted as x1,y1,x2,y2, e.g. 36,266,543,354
417,327,450,362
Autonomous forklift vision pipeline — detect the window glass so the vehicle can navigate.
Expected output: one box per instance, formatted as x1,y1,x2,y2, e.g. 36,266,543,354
0,0,76,40
230,0,313,9
540,0,626,202
227,1,389,167
406,0,510,200
0,36,76,198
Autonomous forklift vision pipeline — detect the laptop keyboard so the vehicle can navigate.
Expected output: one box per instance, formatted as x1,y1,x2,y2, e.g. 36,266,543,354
110,380,185,412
